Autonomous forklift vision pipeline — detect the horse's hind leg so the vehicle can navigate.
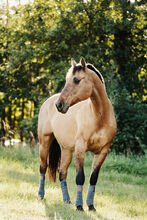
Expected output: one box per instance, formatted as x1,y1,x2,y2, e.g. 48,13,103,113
38,135,53,199
86,143,110,211
59,149,72,203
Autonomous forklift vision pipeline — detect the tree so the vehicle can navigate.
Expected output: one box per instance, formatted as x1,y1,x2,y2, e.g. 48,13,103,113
0,0,146,154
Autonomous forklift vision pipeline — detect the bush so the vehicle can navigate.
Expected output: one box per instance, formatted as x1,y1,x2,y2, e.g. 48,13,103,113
109,82,146,155
21,113,38,143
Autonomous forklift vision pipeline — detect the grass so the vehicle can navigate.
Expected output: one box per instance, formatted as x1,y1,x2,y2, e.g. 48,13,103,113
0,145,146,220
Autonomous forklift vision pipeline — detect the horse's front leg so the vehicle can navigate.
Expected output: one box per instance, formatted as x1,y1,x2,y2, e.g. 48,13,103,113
59,148,72,203
86,143,111,211
75,139,86,211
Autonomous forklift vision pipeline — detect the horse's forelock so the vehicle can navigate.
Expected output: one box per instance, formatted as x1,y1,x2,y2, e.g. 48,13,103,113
73,65,83,75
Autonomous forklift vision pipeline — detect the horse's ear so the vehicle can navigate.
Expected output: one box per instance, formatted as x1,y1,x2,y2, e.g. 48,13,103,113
80,57,86,69
71,58,76,67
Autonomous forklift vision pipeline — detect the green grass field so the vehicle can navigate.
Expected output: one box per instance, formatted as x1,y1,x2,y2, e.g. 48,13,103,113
0,146,146,220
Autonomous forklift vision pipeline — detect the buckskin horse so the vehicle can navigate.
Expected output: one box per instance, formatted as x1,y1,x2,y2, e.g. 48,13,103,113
38,58,117,211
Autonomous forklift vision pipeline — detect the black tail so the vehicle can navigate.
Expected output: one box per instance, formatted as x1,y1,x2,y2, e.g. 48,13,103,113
48,137,61,182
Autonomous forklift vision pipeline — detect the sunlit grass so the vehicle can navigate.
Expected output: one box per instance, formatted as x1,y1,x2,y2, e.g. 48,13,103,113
0,146,146,220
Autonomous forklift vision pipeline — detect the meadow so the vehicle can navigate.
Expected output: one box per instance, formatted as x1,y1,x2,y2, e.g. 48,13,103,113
0,145,146,220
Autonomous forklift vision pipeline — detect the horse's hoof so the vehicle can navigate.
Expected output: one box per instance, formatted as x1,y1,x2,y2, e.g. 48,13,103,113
76,205,84,211
38,195,44,200
64,200,71,204
88,205,96,211
38,192,44,200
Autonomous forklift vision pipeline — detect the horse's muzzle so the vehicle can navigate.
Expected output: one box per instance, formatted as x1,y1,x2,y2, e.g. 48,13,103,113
56,101,70,114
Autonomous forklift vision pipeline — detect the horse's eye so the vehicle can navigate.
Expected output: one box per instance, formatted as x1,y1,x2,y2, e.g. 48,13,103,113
73,77,80,84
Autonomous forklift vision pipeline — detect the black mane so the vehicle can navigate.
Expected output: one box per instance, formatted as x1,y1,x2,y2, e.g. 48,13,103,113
72,63,104,84
87,64,104,83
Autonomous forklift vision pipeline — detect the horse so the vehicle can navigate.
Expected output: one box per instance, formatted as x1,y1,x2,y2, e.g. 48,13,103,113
38,57,117,211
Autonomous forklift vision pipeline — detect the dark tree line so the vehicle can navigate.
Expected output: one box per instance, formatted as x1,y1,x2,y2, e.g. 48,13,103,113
0,0,146,154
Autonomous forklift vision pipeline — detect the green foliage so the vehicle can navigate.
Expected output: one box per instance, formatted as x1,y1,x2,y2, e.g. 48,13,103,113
21,113,38,142
102,152,147,176
0,145,39,169
0,0,146,154
108,79,147,155
113,93,146,155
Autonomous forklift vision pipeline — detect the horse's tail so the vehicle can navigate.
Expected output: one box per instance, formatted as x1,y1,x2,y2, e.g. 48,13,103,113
48,137,61,182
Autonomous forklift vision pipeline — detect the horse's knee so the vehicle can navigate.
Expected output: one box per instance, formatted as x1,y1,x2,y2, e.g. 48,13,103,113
59,149,72,181
76,167,85,185
90,167,100,185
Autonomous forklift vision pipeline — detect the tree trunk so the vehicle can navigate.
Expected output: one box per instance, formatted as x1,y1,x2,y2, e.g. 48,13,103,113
1,106,6,146
20,99,25,142
6,0,9,26
8,105,12,128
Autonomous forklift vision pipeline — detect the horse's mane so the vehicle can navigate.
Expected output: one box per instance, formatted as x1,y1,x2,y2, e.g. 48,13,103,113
72,62,104,84
87,64,104,84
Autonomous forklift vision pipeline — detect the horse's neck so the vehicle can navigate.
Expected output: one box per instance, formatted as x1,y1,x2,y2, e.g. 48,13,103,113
90,73,110,122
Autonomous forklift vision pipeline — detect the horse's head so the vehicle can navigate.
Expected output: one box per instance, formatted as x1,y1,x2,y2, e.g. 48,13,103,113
56,57,93,113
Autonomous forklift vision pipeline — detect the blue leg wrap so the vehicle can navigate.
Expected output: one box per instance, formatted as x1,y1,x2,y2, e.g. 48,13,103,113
38,174,45,199
75,185,83,207
60,180,70,203
86,185,95,206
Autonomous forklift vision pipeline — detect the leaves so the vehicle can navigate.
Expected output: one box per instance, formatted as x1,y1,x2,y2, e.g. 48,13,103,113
0,0,146,153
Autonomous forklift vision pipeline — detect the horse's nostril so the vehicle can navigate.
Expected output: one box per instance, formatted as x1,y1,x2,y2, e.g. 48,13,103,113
59,102,63,109
56,101,63,112
56,100,70,113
